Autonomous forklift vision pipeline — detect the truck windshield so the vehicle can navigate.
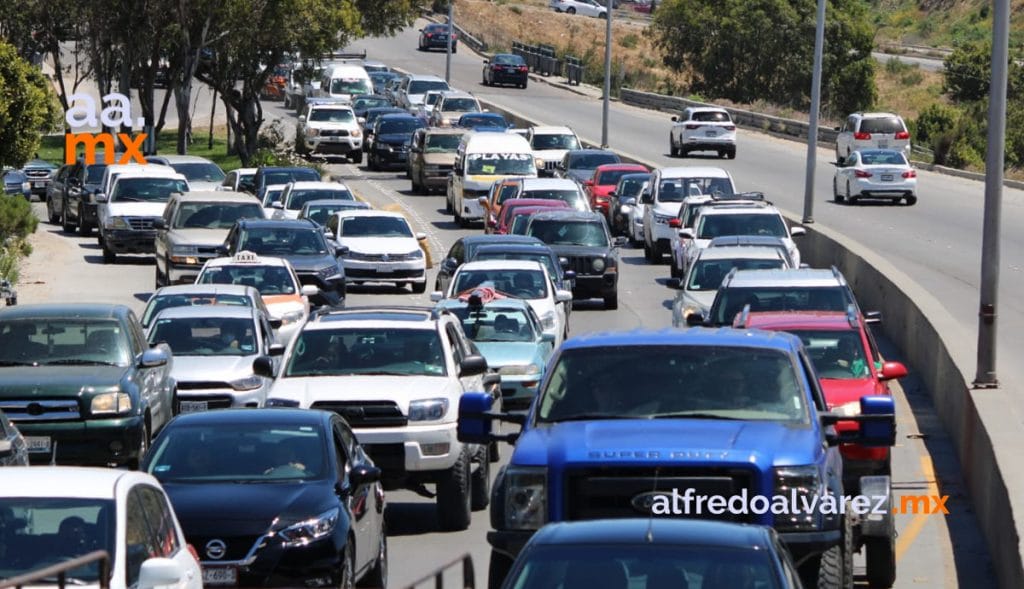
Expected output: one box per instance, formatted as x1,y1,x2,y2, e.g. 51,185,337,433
697,214,788,239
425,134,463,152
532,134,579,150
409,80,450,94
537,345,809,422
284,328,447,377
528,220,607,247
111,177,188,202
309,108,355,123
287,189,353,210
443,98,479,112
0,318,130,366
467,153,535,175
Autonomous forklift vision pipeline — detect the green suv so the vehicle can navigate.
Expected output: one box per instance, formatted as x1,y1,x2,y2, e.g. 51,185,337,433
0,304,177,467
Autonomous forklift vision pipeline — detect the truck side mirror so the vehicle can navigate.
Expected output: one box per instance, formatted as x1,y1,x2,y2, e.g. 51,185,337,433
457,392,497,444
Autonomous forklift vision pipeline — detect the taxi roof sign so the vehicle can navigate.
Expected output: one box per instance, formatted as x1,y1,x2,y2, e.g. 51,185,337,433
232,251,261,264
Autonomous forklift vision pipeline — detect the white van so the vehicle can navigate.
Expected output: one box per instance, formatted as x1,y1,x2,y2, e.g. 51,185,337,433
448,132,537,227
319,64,373,102
97,167,189,263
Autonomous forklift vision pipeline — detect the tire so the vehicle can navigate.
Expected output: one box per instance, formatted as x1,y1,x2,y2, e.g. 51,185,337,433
47,199,59,224
905,195,917,206
357,529,387,588
833,179,844,203
669,136,679,157
436,448,472,531
471,446,490,511
717,150,725,159
669,260,680,280
452,45,457,54
679,147,688,158
644,239,656,263
61,205,75,232
154,263,166,289
102,243,117,264
127,420,150,470
412,281,427,294
598,11,607,18
798,516,852,589
727,147,736,159
348,151,363,165
566,7,576,13
521,80,528,89
78,220,93,236
846,181,858,205
339,541,355,589
488,550,514,589
865,536,896,588
445,196,452,214
604,292,618,310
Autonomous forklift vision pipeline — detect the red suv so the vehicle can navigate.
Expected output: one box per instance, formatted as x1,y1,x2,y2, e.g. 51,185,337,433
582,163,648,222
735,308,907,479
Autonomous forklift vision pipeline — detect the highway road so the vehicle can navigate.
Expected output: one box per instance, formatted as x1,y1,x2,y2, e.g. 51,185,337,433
871,51,945,73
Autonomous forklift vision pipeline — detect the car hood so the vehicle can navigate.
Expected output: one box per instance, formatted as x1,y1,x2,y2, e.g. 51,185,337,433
474,341,543,368
269,375,458,410
423,152,456,165
339,236,421,255
820,378,885,409
277,253,336,272
514,419,820,470
0,366,130,397
171,355,260,382
164,480,336,536
168,228,230,247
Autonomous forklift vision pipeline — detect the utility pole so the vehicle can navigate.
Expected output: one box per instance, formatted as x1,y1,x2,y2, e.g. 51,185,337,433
974,0,1009,388
801,0,826,224
445,1,454,83
601,0,612,148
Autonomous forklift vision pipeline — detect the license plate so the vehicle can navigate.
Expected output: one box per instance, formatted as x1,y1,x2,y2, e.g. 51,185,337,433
202,566,238,585
704,130,717,137
374,264,391,272
25,436,51,454
880,174,894,182
878,141,889,148
180,400,208,413
32,182,44,188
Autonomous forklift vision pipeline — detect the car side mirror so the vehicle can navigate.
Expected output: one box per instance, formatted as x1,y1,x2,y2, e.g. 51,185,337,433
583,180,594,186
349,464,382,486
540,332,556,343
555,289,572,303
94,193,108,203
269,318,283,329
483,59,489,64
271,201,284,209
613,236,628,247
790,226,806,237
879,361,908,381
152,218,167,230
460,354,488,376
483,372,501,388
335,245,349,257
358,117,366,124
139,346,169,368
671,116,679,122
268,343,286,356
457,392,498,444
622,197,636,206
216,244,229,256
137,558,183,589
834,126,841,131
300,284,318,297
298,115,306,122
563,270,576,281
444,256,458,269
477,196,488,206
253,355,276,378
678,228,695,239
429,290,444,302
415,232,427,241
640,190,653,204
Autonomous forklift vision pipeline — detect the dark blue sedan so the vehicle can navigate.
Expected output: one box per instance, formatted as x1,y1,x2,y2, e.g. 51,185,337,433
457,112,509,130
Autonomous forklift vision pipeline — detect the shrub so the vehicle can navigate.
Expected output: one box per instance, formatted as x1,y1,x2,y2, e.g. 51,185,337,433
620,33,639,49
0,195,38,244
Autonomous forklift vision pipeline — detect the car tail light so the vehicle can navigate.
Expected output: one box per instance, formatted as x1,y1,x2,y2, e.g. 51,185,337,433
685,124,700,130
895,131,910,140
425,33,432,37
724,125,736,131
902,170,916,178
854,131,871,140
854,170,872,178
518,66,528,72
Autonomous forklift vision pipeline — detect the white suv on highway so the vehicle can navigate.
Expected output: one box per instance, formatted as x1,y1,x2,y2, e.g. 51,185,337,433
835,112,911,163
642,166,735,263
669,107,737,159
526,126,582,176
261,306,496,531
295,103,363,162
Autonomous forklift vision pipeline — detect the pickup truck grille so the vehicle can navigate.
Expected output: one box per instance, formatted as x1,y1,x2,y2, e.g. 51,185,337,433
348,251,419,262
126,216,159,231
564,256,598,277
320,129,351,137
0,399,80,422
24,169,51,179
311,401,408,428
544,161,560,172
564,466,756,522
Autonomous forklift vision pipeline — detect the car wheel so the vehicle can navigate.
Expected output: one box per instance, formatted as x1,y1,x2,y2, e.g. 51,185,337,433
846,181,858,204
127,420,150,470
470,446,490,511
488,550,515,589
339,540,355,589
905,194,917,206
566,6,576,13
833,179,844,203
412,281,427,294
47,199,59,224
521,79,528,89
604,292,618,310
727,147,736,159
452,45,457,54
357,529,387,588
643,239,656,263
78,220,92,236
155,263,166,289
669,260,680,281
61,204,76,232
102,243,116,264
436,448,472,531
717,150,725,159
348,151,362,165
669,135,679,157
679,147,688,158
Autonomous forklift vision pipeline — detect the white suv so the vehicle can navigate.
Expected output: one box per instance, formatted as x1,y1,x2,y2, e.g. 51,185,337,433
295,103,363,162
669,107,737,159
835,112,911,163
641,166,735,263
526,126,582,176
261,306,496,531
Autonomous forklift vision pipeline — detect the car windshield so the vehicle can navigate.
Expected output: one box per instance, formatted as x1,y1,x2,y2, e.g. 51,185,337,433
467,153,536,175
304,203,364,225
692,110,732,122
239,227,328,255
860,151,908,165
712,286,849,325
425,134,463,151
330,78,372,96
309,108,355,123
474,252,557,278
453,269,548,299
790,329,871,380
174,202,264,229
493,54,525,66
409,80,450,94
569,153,619,169
617,175,649,196
0,498,116,583
528,220,608,247
443,98,479,112
538,345,808,422
110,177,188,202
0,319,130,366
170,163,225,182
697,213,788,239
142,293,251,327
149,316,257,356
447,306,537,342
285,328,446,377
146,423,327,482
379,119,423,134
263,169,319,187
354,97,390,110
531,134,579,150
505,544,782,589
688,258,787,291
596,169,641,186
658,177,734,202
460,115,506,128
287,188,353,210
339,216,412,237
521,190,588,211
197,265,297,295
859,117,904,134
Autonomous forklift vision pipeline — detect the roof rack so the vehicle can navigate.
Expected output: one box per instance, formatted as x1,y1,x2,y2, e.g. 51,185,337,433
309,305,450,321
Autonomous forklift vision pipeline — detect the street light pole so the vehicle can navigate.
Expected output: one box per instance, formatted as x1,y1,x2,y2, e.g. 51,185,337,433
801,0,826,224
974,0,1009,387
445,1,454,83
601,0,612,148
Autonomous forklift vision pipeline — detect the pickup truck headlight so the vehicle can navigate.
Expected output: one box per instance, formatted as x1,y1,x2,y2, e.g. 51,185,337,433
774,465,822,532
105,216,130,230
408,398,449,421
305,127,320,137
351,129,362,137
278,309,306,325
230,376,264,391
539,310,556,331
91,391,132,415
653,213,673,225
505,467,547,530
278,507,339,547
833,401,861,417
266,398,300,408
498,364,541,376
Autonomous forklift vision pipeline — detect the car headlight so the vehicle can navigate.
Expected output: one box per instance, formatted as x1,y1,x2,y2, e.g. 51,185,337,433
505,467,547,530
170,245,201,265
91,391,132,415
408,398,449,421
21,181,30,192
539,310,556,331
317,265,339,279
384,144,394,152
305,127,319,137
351,129,362,137
407,248,424,259
230,375,265,391
266,398,300,408
278,309,305,325
105,216,130,230
278,507,339,547
833,401,861,417
592,257,606,272
498,364,541,376
653,213,673,225
773,465,821,532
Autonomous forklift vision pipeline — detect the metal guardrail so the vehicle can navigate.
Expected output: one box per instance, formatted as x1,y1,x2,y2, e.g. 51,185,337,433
0,550,111,589
401,553,475,589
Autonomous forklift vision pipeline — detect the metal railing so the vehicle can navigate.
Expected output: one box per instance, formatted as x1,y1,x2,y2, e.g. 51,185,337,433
401,553,475,589
0,550,111,589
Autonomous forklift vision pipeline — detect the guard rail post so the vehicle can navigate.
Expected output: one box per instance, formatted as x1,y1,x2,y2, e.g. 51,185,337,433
565,56,583,85
538,43,556,76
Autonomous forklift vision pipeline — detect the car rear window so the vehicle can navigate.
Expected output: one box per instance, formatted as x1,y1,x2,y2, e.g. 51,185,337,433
859,117,905,134
692,111,731,123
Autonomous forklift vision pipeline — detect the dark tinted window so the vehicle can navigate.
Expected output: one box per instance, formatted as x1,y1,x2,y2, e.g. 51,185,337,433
531,134,579,150
285,328,446,377
170,162,225,182
696,213,787,239
149,316,258,356
493,54,526,66
379,118,424,134
0,318,130,366
569,152,620,168
111,177,189,202
142,293,251,327
262,169,319,187
712,286,849,325
339,216,413,237
173,202,263,229
408,80,450,94
287,188,353,210
595,169,641,186
0,498,115,582
239,227,329,255
692,110,731,122
789,329,871,380
859,117,905,134
687,258,786,290
528,220,608,247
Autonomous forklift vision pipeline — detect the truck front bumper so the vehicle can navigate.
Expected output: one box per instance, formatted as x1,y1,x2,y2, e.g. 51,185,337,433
102,229,157,254
18,416,146,467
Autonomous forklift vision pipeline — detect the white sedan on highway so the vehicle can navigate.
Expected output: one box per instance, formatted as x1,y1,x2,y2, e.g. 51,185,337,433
550,0,608,18
832,149,918,206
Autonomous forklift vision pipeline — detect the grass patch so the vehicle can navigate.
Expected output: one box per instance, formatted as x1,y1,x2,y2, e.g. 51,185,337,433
35,126,243,172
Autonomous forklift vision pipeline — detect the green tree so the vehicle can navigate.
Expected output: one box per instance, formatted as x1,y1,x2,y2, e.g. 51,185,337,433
0,40,62,168
943,39,1024,104
651,0,876,114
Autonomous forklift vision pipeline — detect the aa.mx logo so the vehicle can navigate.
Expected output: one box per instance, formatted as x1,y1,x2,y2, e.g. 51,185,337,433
64,93,148,165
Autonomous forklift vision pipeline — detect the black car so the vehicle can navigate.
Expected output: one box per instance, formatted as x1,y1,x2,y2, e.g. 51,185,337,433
470,243,576,294
352,94,392,119
435,234,549,293
456,112,510,130
142,408,387,588
44,164,72,226
361,107,407,153
482,54,528,88
368,114,426,171
499,519,802,589
418,23,457,52
250,166,321,199
558,149,621,184
64,153,123,235
523,210,627,309
21,159,59,200
608,172,650,236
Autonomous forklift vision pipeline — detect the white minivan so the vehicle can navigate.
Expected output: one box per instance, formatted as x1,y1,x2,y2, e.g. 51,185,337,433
318,64,373,102
448,132,537,227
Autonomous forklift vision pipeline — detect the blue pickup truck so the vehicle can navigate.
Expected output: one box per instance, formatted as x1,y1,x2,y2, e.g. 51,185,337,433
458,327,898,589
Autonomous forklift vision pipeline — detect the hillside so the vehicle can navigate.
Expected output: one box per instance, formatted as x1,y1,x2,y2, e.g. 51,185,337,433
870,0,1024,49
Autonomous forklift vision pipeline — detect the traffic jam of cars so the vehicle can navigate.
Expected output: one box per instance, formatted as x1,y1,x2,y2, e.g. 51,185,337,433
0,39,926,589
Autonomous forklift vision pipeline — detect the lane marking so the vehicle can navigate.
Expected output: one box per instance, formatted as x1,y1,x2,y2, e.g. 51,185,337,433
895,455,940,562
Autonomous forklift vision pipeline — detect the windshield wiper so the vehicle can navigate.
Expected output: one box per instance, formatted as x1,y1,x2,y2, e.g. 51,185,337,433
112,196,143,202
547,413,636,423
651,412,743,420
44,359,119,366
